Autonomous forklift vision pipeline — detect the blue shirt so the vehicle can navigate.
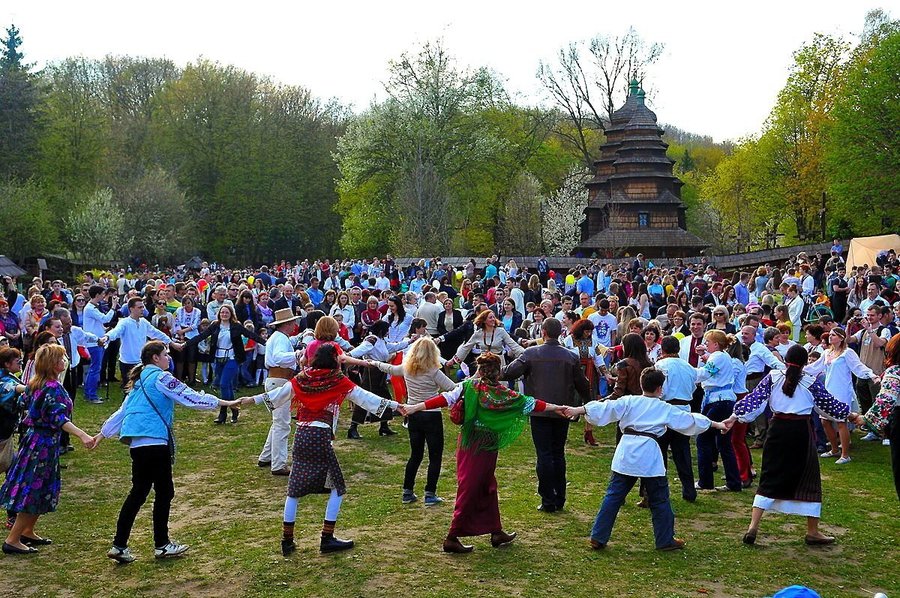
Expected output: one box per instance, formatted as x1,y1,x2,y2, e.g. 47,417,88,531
734,281,750,306
307,287,324,306
576,275,595,296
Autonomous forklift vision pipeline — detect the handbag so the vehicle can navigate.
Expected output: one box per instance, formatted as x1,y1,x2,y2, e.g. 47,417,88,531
138,374,176,465
449,396,465,425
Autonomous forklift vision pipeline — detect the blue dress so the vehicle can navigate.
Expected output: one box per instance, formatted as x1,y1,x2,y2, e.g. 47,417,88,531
0,380,71,514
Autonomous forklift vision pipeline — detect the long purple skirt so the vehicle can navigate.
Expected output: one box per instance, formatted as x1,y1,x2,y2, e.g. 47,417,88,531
448,443,502,538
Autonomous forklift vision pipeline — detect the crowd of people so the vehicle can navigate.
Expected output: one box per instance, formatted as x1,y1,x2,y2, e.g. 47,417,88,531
0,244,898,563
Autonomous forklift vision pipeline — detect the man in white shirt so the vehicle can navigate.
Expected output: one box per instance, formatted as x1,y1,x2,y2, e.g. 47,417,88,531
258,308,303,476
416,292,443,336
654,336,700,502
53,307,103,403
563,369,722,551
859,283,888,313
588,299,618,347
206,286,228,320
83,285,118,403
102,297,180,382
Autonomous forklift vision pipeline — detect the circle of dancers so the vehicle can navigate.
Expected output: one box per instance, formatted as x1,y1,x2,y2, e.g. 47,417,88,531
1,313,897,563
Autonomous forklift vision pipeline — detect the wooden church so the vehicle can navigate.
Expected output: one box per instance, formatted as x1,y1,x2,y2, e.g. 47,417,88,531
573,80,709,258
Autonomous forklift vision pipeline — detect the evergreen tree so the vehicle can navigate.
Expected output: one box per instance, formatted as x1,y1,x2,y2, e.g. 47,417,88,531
0,24,41,180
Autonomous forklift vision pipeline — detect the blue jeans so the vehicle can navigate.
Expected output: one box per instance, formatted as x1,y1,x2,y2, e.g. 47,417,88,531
239,358,254,386
214,359,239,400
697,400,742,490
85,346,105,400
591,472,675,548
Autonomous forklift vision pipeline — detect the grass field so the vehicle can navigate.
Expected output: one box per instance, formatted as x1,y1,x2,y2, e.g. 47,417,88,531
1,383,897,598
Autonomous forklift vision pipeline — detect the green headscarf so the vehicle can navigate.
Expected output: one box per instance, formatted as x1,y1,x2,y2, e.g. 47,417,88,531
460,378,534,452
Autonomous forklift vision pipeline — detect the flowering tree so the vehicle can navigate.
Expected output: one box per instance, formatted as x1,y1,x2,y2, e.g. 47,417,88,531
65,188,130,259
542,165,590,255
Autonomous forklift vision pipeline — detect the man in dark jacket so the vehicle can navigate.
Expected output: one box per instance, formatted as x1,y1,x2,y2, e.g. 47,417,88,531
501,318,591,512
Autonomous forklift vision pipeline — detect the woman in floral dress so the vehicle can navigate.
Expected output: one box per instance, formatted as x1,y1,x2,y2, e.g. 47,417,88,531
0,344,94,555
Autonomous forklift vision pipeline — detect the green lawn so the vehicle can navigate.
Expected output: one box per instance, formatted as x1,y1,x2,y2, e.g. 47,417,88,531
1,384,897,598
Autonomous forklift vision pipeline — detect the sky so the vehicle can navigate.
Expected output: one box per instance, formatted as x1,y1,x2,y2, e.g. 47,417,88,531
2,0,896,142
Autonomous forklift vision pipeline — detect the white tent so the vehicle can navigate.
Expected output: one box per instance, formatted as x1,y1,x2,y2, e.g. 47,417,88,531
845,234,900,270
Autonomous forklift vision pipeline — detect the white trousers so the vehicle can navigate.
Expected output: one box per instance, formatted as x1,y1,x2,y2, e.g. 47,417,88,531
258,376,292,471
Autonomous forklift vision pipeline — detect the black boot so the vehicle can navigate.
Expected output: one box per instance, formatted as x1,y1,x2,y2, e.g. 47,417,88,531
214,406,227,425
347,424,361,440
281,538,296,556
231,408,239,423
320,535,354,553
379,422,397,436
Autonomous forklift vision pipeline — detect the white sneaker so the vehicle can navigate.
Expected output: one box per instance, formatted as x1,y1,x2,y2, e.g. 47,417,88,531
107,545,136,564
154,542,190,559
883,439,891,446
860,432,879,441
834,456,852,465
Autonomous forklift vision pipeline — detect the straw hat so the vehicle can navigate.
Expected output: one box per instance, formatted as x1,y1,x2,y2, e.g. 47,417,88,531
269,308,302,327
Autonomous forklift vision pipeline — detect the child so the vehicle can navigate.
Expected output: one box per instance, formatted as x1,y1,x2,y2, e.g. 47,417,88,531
773,305,793,340
196,319,212,386
333,313,350,342
255,327,268,387
240,321,257,387
562,367,726,551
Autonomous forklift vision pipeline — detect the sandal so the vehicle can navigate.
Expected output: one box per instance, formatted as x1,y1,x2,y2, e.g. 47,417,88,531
819,450,840,458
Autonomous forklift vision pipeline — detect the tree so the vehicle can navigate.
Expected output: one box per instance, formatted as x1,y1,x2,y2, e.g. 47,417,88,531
393,147,451,255
114,167,193,264
764,33,849,242
37,58,110,197
542,165,589,255
0,24,42,180
65,188,130,259
336,41,513,255
497,172,543,255
825,12,900,236
0,179,59,259
538,27,663,166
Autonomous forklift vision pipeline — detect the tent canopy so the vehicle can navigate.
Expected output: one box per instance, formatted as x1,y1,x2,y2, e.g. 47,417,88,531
0,256,27,277
845,234,900,271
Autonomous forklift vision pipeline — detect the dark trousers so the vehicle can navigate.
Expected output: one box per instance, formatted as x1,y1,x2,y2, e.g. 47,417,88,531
690,385,704,413
404,411,444,493
891,406,900,502
659,429,696,501
119,362,138,388
114,445,174,549
531,416,570,509
856,378,880,414
103,339,121,383
697,400,742,491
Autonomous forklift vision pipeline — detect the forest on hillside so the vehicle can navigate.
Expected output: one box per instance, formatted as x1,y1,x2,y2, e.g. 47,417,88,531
0,10,896,265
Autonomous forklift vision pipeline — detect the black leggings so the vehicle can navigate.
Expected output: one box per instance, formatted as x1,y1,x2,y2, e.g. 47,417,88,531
114,445,174,549
404,411,444,493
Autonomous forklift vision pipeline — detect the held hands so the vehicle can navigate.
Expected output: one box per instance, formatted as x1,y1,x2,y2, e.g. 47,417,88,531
560,405,585,419
398,403,425,417
80,431,98,449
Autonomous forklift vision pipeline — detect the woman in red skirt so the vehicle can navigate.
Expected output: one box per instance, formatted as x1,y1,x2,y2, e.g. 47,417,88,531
403,352,564,553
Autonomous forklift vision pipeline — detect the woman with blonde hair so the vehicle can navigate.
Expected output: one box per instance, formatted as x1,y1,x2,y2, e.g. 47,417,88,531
372,337,456,505
616,306,638,340
0,344,94,555
694,330,742,491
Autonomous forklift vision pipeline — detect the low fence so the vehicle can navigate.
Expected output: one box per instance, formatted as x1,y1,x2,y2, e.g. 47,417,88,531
394,240,841,273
